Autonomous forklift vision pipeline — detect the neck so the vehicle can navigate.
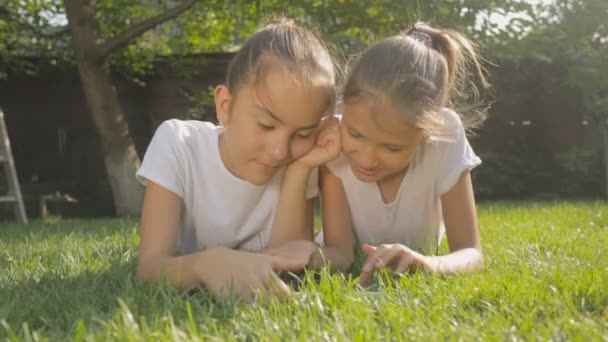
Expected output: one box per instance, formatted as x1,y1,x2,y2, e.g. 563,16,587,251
376,167,408,204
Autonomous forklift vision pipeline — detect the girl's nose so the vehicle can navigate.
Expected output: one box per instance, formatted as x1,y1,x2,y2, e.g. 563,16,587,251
359,145,379,168
268,133,290,163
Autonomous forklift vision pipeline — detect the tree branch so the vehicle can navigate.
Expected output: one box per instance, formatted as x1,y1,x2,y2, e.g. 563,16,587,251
98,0,197,59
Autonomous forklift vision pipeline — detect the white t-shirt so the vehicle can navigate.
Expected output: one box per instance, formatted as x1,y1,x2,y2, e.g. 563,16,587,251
136,119,319,255
325,109,481,253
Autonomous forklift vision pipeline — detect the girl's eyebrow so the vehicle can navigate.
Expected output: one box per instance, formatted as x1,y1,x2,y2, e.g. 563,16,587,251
254,104,319,130
254,104,281,122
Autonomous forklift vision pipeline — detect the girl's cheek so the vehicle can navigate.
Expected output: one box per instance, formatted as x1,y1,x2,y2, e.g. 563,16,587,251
341,136,357,154
291,139,316,160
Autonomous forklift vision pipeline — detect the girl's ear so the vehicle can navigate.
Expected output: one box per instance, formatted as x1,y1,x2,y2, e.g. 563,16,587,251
214,85,232,126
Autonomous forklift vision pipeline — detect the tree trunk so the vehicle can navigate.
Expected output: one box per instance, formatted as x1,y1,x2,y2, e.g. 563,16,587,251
76,60,144,215
64,0,197,215
65,0,143,216
602,124,608,199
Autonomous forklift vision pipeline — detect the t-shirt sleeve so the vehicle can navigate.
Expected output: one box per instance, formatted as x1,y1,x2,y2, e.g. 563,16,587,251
305,167,320,199
436,112,482,195
136,120,187,198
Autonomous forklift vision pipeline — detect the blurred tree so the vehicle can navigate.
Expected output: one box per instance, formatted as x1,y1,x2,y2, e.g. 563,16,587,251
501,0,608,197
0,0,539,213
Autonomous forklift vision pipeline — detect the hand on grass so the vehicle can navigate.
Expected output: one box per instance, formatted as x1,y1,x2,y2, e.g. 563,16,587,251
359,243,431,286
262,240,319,266
198,247,306,301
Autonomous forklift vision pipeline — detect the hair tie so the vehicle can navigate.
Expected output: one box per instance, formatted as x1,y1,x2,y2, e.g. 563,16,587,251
409,29,433,48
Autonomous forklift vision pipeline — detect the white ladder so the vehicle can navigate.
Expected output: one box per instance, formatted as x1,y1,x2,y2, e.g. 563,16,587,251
0,107,28,223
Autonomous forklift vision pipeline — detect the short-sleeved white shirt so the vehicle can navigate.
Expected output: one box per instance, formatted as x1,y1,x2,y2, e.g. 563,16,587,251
326,109,481,253
136,120,319,254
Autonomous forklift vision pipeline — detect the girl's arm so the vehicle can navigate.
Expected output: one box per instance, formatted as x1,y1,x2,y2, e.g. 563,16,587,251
268,117,340,247
268,164,316,246
309,165,356,271
264,165,356,270
138,181,305,299
434,169,483,273
137,181,202,288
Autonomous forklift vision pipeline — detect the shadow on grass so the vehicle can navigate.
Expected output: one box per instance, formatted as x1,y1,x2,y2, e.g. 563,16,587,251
0,257,233,340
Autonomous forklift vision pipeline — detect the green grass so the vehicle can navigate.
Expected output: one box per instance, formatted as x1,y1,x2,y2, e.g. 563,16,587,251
1,202,607,341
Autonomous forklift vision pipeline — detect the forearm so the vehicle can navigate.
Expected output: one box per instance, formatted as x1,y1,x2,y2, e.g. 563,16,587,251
270,163,314,246
309,245,354,271
422,248,484,275
137,253,201,288
137,248,218,289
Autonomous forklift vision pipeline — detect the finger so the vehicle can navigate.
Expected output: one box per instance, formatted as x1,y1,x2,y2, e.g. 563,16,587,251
394,252,414,275
322,114,338,126
359,264,376,286
318,123,339,142
315,116,333,134
360,251,380,277
249,279,270,303
361,247,401,286
260,247,279,257
326,115,339,127
359,269,373,286
323,131,341,150
317,116,340,138
317,131,331,147
270,256,307,272
361,244,377,256
267,270,292,300
376,247,407,271
230,276,260,302
255,269,291,303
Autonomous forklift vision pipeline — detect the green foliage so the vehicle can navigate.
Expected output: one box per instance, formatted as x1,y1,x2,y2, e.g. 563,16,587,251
1,202,607,339
500,0,607,126
3,0,607,198
1,0,523,74
0,0,70,76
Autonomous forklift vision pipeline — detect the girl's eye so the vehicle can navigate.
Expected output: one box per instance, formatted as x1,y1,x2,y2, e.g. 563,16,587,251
258,122,274,130
385,146,403,153
348,128,362,138
296,131,313,139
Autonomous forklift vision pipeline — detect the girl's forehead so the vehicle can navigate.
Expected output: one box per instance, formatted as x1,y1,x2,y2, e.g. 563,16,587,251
344,99,422,142
242,67,330,126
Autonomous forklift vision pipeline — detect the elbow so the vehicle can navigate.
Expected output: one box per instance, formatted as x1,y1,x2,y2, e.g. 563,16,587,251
331,256,353,272
468,247,484,273
136,258,156,283
343,250,355,270
333,249,355,272
136,266,150,283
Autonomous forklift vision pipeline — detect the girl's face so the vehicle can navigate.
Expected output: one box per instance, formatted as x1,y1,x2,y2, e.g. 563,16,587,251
215,67,330,185
341,99,424,184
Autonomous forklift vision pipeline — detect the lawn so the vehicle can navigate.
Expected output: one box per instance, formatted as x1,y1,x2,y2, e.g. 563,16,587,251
1,202,607,340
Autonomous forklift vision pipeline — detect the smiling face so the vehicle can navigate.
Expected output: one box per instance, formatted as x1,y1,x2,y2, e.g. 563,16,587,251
341,98,424,185
215,66,331,185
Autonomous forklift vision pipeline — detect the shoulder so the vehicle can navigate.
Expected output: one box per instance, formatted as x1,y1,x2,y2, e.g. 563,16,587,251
415,109,471,166
157,119,219,138
429,109,464,141
152,119,220,148
440,108,463,126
